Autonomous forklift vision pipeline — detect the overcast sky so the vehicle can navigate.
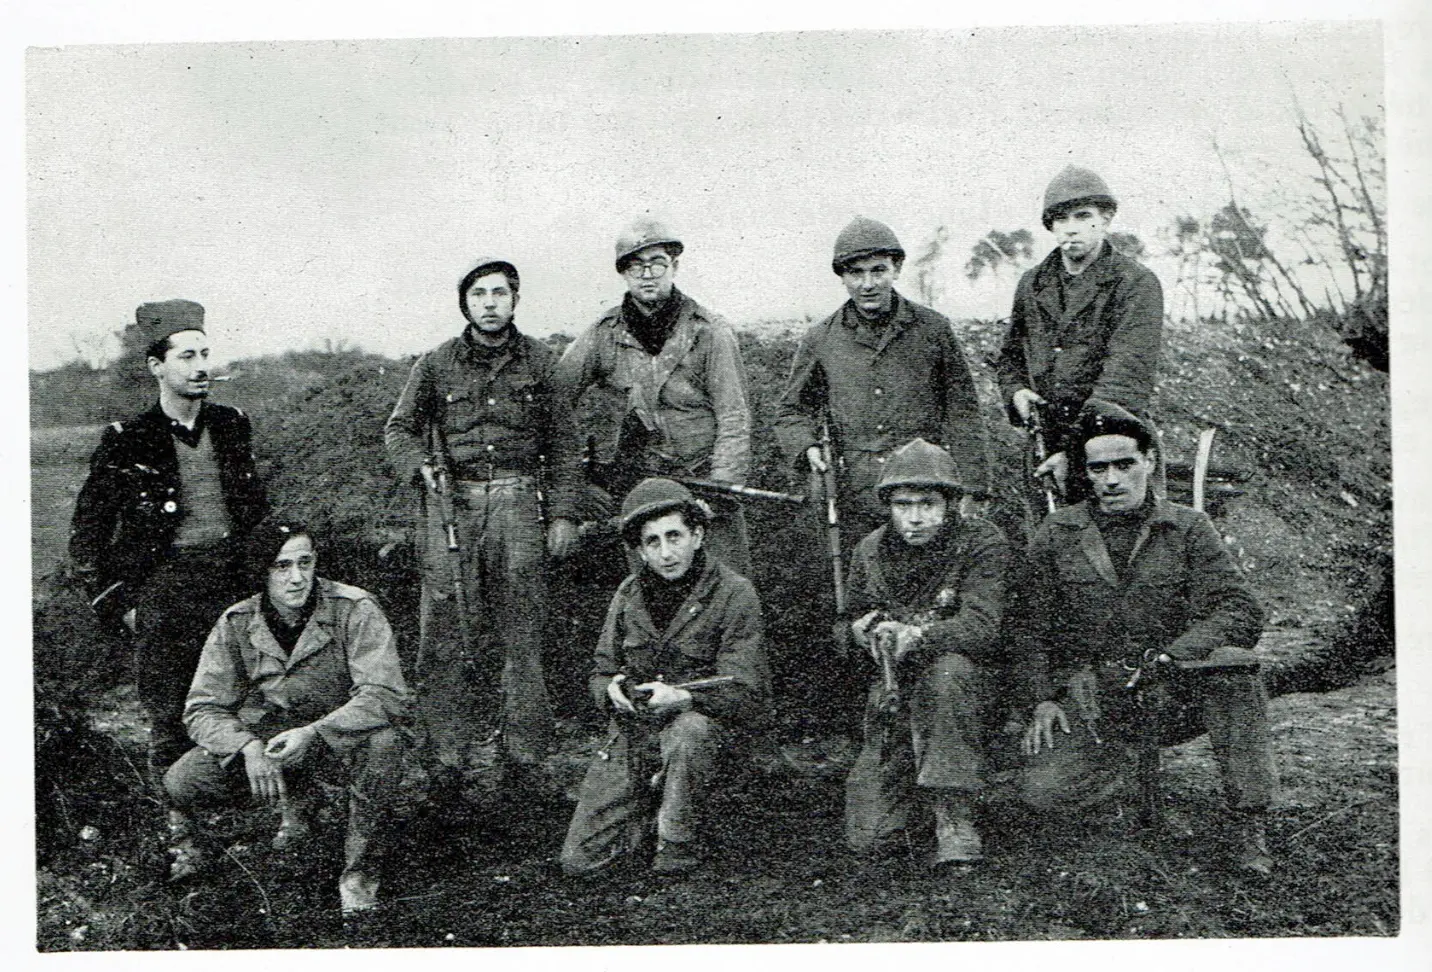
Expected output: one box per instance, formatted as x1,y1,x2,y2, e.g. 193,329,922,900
26,21,1381,368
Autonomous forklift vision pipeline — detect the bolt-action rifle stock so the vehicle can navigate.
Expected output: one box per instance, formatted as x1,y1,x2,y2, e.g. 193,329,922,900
810,417,849,654
422,422,477,676
1024,403,1062,515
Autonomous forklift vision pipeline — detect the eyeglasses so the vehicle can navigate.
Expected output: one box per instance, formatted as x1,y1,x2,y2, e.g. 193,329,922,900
623,258,671,279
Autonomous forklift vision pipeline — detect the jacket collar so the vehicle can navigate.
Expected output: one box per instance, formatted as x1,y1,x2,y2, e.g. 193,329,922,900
456,324,526,367
613,290,704,395
628,551,724,643
838,291,915,353
246,578,338,671
1051,497,1178,587
1031,241,1121,322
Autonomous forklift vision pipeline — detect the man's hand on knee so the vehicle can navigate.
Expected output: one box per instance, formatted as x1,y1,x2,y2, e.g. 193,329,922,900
1022,701,1070,756
242,739,288,805
265,725,318,767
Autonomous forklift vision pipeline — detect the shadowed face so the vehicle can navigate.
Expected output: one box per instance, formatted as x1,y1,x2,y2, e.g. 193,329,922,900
1084,434,1154,514
888,487,949,546
148,329,211,400
267,534,317,618
636,510,704,582
840,253,901,319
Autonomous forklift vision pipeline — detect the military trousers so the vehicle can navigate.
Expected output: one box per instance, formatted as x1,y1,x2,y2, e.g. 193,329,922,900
560,711,723,875
1017,657,1278,812
845,652,993,853
419,477,554,770
134,543,245,775
163,726,404,879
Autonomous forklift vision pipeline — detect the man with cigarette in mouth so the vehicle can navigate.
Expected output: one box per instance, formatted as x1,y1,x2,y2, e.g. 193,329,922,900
69,299,269,784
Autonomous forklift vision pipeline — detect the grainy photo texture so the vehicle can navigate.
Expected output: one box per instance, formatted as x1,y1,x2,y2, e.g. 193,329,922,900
28,23,1393,951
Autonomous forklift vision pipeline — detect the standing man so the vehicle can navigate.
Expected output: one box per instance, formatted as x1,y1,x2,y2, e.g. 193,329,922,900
1011,403,1276,877
555,219,753,572
844,439,1010,866
164,521,410,914
776,216,989,542
560,478,771,876
773,217,989,757
70,299,268,779
995,166,1163,505
384,257,581,801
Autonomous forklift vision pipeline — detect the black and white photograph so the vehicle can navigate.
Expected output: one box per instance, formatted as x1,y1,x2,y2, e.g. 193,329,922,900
17,2,1426,962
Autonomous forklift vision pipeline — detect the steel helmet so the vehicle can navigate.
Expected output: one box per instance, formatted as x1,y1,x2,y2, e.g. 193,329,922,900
619,477,711,544
832,216,905,274
1041,166,1118,230
614,219,684,271
875,438,968,503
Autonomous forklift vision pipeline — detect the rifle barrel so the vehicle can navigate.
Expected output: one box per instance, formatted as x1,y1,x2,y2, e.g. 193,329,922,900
678,478,806,506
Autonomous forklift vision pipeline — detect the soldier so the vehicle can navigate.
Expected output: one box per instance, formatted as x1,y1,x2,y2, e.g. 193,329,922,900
1011,403,1276,877
384,257,581,802
995,166,1164,506
775,216,989,543
69,299,268,779
163,521,411,914
844,439,1010,866
773,218,989,761
560,478,772,877
555,219,753,572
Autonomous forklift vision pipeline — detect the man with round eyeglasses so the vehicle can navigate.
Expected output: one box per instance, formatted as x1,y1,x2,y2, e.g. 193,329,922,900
556,219,754,572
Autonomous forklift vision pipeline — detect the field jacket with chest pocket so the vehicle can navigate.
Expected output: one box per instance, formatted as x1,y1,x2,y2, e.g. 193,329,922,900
555,291,752,485
1010,498,1264,708
589,557,771,730
995,242,1163,448
384,328,580,519
183,578,412,759
68,401,268,605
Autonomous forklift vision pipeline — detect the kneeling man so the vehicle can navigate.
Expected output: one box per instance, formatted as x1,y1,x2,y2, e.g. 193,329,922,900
561,478,771,876
164,521,412,913
844,438,1010,865
1013,403,1277,876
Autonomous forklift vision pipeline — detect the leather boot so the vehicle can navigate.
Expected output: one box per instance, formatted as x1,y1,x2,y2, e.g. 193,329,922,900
166,809,208,883
932,794,983,865
1232,810,1274,878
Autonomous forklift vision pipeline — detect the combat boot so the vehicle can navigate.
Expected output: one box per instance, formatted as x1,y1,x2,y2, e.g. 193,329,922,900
1232,810,1274,878
652,837,704,875
165,809,208,883
339,870,380,914
932,794,983,865
272,795,314,851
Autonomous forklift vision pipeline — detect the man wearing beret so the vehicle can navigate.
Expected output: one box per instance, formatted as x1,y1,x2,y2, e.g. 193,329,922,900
995,166,1164,508
70,300,269,780
385,257,582,805
555,219,754,572
1009,402,1277,877
560,478,771,876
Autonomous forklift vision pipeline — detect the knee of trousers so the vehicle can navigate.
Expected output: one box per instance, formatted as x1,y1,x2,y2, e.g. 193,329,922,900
920,653,980,698
664,711,718,754
162,748,223,807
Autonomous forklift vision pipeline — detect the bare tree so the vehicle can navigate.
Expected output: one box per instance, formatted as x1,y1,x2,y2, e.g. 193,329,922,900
964,228,1034,282
911,225,950,307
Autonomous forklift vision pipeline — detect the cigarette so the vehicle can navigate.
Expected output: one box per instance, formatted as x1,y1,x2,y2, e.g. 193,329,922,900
211,375,233,382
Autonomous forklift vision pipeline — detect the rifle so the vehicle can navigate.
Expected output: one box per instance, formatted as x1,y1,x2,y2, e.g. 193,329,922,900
535,452,549,530
810,416,849,652
422,422,477,675
676,478,806,507
1023,403,1062,515
1121,647,1262,828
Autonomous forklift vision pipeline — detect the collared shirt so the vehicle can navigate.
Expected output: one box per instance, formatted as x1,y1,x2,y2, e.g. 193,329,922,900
384,326,580,519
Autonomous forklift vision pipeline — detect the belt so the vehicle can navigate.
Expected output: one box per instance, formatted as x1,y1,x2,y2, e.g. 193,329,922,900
457,475,533,490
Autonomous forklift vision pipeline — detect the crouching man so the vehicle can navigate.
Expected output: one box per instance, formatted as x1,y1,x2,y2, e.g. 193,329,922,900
844,439,1010,866
163,521,412,914
1011,403,1277,876
561,478,772,876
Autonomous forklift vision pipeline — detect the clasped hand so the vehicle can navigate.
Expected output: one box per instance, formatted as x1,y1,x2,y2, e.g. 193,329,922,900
607,674,692,719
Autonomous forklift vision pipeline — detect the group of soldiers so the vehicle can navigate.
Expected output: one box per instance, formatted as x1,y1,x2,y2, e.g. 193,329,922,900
67,165,1278,917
